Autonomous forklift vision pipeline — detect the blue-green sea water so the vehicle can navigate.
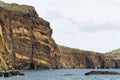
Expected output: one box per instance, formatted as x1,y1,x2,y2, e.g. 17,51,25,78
1,69,120,80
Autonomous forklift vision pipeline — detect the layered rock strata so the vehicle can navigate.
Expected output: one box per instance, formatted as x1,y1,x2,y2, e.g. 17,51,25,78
0,2,58,70
58,45,118,68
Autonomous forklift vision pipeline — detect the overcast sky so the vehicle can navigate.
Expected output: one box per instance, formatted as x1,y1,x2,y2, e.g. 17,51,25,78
3,0,120,53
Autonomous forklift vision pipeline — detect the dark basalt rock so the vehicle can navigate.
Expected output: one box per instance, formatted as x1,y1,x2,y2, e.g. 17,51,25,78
0,72,2,77
85,71,120,75
0,70,25,77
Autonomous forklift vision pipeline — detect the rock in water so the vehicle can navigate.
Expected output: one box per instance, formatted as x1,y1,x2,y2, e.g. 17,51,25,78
4,72,12,77
85,71,120,75
0,70,24,77
0,72,2,77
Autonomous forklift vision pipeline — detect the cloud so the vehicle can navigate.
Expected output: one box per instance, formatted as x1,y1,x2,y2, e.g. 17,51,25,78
45,10,63,21
68,19,120,32
44,0,120,32
79,23,120,32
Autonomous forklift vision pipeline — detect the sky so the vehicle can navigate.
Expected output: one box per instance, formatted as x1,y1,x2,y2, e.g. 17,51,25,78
3,0,120,53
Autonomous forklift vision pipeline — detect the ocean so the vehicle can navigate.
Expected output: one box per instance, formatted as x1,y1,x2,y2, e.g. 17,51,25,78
1,69,120,80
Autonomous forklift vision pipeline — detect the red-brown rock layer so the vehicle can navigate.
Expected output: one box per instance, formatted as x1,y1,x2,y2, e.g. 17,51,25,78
0,2,59,70
58,45,119,68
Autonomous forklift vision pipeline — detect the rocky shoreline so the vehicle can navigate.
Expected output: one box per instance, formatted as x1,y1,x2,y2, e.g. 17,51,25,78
0,70,24,77
85,71,120,75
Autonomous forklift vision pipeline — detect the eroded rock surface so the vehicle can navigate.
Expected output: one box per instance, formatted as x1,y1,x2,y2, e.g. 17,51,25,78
0,2,58,70
58,45,118,68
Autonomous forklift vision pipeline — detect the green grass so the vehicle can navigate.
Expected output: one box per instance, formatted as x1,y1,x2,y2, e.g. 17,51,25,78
58,45,82,53
58,45,96,54
106,48,120,60
109,48,120,54
0,1,34,13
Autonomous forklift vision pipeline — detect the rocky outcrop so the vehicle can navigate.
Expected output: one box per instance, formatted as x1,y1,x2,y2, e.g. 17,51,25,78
0,70,24,77
0,2,59,70
85,71,120,75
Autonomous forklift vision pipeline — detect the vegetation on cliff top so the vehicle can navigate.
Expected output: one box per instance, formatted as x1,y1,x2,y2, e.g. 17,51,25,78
106,48,120,60
58,45,96,54
58,45,83,53
109,48,120,54
0,1,34,13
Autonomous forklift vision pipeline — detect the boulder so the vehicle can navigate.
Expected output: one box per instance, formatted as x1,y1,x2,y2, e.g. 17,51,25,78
85,71,120,75
0,70,25,77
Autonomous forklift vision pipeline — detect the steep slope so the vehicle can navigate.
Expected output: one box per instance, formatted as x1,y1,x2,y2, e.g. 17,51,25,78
105,49,120,68
106,48,120,60
58,45,117,68
0,2,59,70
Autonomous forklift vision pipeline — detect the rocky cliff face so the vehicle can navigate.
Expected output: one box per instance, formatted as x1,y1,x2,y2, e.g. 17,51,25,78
58,45,118,68
0,2,119,70
0,2,59,70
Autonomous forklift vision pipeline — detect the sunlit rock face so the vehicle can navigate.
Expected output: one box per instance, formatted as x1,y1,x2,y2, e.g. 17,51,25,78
0,2,59,70
58,45,118,69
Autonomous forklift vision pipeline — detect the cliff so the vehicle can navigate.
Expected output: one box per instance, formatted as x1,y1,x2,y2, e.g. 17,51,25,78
0,2,119,70
0,2,59,70
58,45,117,68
